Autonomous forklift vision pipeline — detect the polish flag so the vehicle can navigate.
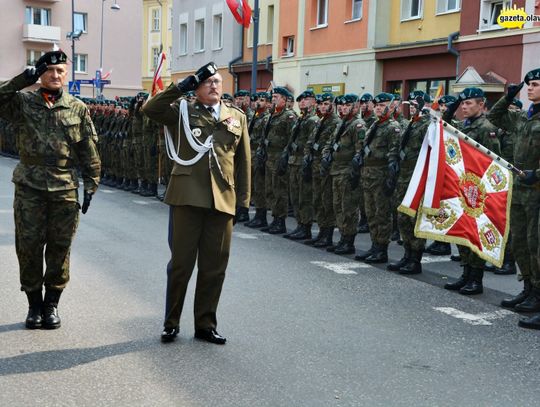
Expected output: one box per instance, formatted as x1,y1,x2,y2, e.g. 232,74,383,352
225,0,252,28
152,51,166,96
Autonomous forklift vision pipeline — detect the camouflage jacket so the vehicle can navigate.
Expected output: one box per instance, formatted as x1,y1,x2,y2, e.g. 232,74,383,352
288,111,320,165
453,114,501,156
142,115,161,147
264,108,297,159
250,110,270,152
325,115,366,176
360,117,401,179
0,73,101,193
131,109,144,145
362,112,376,129
398,114,430,177
305,112,341,160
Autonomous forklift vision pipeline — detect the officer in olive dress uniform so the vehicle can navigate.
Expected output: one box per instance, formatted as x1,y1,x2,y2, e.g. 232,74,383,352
0,50,101,329
142,62,250,344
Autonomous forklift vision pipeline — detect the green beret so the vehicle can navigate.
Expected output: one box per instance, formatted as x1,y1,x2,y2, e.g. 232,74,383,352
360,93,373,102
343,93,359,103
303,90,315,98
272,87,290,98
511,99,523,109
320,93,334,102
439,95,457,105
524,68,540,84
459,87,485,100
392,93,402,101
373,92,394,103
221,93,233,101
408,90,431,103
234,90,250,98
257,91,271,101
35,50,68,67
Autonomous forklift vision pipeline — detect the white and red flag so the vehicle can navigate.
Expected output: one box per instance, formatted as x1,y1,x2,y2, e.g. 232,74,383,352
398,117,512,267
151,50,167,96
225,0,252,28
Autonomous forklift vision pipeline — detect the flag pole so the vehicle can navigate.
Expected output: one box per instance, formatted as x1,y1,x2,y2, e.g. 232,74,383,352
250,0,259,94
428,111,524,177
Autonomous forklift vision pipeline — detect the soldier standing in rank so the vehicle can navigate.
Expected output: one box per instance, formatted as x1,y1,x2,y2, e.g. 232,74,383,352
355,93,401,264
387,91,432,274
321,94,365,255
488,69,540,327
129,92,147,193
0,50,101,329
304,93,341,247
259,87,297,235
142,62,250,344
442,87,501,295
245,92,271,228
284,90,320,240
233,89,253,222
140,113,161,197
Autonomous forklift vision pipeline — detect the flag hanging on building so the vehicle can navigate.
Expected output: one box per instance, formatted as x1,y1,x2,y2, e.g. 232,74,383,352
225,0,252,28
398,118,512,267
151,50,166,96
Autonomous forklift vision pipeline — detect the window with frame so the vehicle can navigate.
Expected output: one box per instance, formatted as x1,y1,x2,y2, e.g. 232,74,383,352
26,50,45,66
25,6,51,25
436,0,460,14
74,54,87,73
152,8,161,31
317,0,328,26
152,47,160,70
480,0,511,30
169,7,173,30
179,23,188,55
74,12,87,33
267,5,274,43
401,0,423,20
283,36,294,56
352,0,363,20
195,18,205,52
213,14,223,49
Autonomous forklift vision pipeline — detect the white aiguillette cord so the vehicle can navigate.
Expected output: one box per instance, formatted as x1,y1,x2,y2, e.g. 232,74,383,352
164,99,224,178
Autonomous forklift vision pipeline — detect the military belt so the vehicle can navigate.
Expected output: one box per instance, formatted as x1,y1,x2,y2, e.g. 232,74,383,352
363,158,388,167
20,156,74,168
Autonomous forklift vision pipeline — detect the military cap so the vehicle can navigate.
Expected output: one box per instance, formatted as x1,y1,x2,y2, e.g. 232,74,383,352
234,89,250,98
272,87,290,98
524,68,540,84
257,91,271,101
342,93,359,103
373,92,394,104
439,95,457,105
392,93,402,101
35,50,68,67
360,93,373,102
335,95,344,104
221,93,233,101
408,90,432,103
303,90,316,99
250,94,258,102
511,98,523,109
320,93,334,102
123,103,130,109
459,87,485,100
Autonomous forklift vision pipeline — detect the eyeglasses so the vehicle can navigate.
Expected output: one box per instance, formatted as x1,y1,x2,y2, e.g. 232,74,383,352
201,79,222,87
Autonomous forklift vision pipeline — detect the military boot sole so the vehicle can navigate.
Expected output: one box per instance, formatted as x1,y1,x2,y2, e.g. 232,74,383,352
500,293,529,308
334,247,355,255
268,228,287,235
458,285,483,295
514,302,540,313
42,320,61,329
290,233,311,241
518,316,540,330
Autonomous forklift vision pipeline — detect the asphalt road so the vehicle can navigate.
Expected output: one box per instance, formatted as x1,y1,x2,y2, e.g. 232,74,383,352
0,155,539,407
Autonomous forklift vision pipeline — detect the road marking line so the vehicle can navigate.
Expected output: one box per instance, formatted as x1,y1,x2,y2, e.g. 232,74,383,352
132,200,160,205
100,189,116,194
311,261,373,275
233,232,267,239
0,209,13,214
422,256,452,264
433,307,513,326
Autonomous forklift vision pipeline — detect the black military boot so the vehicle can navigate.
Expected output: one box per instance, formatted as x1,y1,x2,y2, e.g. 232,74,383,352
518,314,540,330
444,266,470,290
493,260,517,275
247,208,268,228
101,174,113,186
459,267,483,295
141,183,158,197
450,254,461,262
314,227,334,248
131,179,141,194
355,244,376,261
391,216,400,242
283,223,302,238
127,179,139,192
119,178,129,190
425,241,451,256
236,206,250,223
357,215,369,234
304,226,325,246
327,235,344,252
399,250,423,275
25,290,43,329
43,289,62,329
364,244,388,264
268,217,287,234
515,287,540,313
290,224,312,240
501,280,531,308
387,248,410,271
484,263,496,272
261,217,277,232
334,235,356,255
137,181,149,196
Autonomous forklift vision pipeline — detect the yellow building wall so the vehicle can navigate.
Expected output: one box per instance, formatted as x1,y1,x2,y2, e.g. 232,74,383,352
389,0,460,45
142,0,173,92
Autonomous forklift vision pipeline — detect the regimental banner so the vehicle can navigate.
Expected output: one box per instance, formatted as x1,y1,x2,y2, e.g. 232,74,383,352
398,119,512,267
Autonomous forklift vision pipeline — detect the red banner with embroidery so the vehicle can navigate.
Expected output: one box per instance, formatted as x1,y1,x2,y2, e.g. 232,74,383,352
151,51,166,96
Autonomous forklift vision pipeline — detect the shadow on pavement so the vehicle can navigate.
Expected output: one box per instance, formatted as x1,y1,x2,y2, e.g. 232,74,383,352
0,322,25,334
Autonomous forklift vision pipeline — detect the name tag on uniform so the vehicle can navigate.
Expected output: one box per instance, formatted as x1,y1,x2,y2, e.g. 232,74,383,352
364,145,371,156
333,142,340,152
313,143,320,152
399,150,406,161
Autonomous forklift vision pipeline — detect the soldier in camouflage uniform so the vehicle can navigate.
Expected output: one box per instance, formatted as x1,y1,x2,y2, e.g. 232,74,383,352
304,93,340,247
388,91,431,274
488,69,540,321
284,90,320,240
128,93,146,193
245,92,271,228
0,50,100,329
234,90,254,222
321,94,365,255
260,87,297,234
442,87,501,295
355,93,401,264
140,114,161,197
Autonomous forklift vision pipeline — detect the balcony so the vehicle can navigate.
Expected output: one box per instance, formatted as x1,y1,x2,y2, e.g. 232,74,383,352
23,24,61,43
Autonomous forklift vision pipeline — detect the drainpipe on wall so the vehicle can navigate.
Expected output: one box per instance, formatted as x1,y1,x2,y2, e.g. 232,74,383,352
229,28,244,93
447,31,460,79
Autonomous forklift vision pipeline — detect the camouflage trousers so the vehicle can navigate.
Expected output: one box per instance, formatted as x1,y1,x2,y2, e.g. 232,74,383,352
159,144,172,185
396,172,425,251
362,176,392,245
132,144,144,179
512,186,540,287
14,185,79,292
312,159,335,228
289,164,313,224
252,164,266,209
265,158,288,218
332,173,360,236
120,143,132,180
143,144,158,183
457,246,486,269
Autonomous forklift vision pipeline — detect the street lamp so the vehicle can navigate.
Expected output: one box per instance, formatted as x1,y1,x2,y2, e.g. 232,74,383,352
98,0,120,99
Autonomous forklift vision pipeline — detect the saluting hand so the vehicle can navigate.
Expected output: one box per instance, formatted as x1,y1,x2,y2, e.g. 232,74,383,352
506,82,524,102
23,62,48,86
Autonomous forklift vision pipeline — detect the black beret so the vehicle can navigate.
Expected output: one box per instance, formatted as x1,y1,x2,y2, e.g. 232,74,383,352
221,93,233,101
524,68,540,84
257,91,271,101
408,90,432,103
343,93,359,103
272,87,290,98
360,93,373,102
35,50,68,67
459,87,485,100
439,95,457,105
234,90,250,97
373,92,394,103
320,92,334,102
